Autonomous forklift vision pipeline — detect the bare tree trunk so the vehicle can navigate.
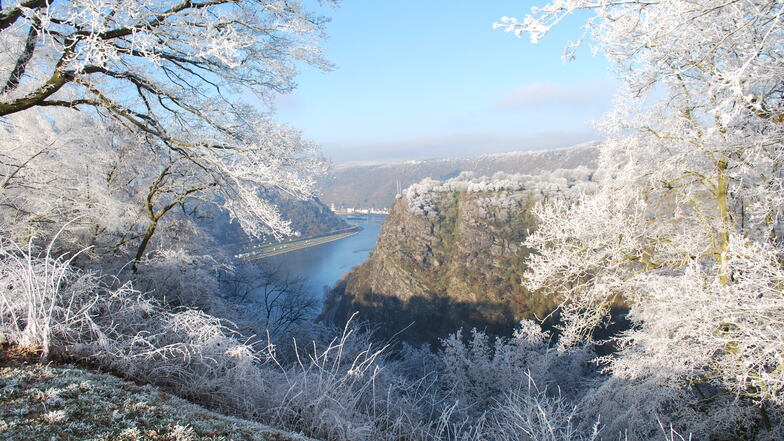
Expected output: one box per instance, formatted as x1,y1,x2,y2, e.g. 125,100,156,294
2,18,39,94
716,157,732,285
132,221,157,273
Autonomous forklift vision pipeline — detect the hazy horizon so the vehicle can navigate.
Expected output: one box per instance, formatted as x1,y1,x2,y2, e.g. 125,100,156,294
327,130,603,163
273,1,616,162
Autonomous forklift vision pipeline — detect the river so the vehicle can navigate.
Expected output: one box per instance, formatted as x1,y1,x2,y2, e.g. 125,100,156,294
264,214,387,302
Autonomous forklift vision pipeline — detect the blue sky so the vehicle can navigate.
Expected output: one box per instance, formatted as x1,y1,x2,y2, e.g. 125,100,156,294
276,1,616,162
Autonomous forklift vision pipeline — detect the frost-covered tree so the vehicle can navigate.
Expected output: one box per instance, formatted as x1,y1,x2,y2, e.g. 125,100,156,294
0,109,142,250
0,0,330,248
498,0,784,429
220,262,318,338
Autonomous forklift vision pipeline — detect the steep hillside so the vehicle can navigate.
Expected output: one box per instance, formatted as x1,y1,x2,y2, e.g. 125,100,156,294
322,170,594,343
267,195,349,240
320,142,599,209
207,193,350,252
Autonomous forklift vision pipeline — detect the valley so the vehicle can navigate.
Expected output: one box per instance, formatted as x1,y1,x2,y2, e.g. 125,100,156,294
2,1,779,439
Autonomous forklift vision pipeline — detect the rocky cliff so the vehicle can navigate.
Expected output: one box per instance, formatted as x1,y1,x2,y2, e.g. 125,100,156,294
323,170,594,343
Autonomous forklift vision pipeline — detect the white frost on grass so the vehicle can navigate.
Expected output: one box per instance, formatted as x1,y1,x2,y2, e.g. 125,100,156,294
0,363,316,441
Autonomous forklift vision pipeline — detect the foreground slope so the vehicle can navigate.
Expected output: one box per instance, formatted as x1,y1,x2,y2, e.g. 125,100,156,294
0,356,315,441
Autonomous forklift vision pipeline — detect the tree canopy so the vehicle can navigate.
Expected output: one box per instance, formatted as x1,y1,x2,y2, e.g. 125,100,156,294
500,0,784,412
0,1,334,261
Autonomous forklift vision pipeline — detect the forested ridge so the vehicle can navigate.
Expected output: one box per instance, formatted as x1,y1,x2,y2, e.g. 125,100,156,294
1,1,782,440
320,142,599,210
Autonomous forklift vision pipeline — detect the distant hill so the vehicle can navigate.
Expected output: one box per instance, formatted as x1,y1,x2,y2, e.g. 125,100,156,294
318,142,600,209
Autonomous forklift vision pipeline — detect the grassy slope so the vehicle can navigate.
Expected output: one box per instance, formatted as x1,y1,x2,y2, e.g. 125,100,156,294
0,351,315,441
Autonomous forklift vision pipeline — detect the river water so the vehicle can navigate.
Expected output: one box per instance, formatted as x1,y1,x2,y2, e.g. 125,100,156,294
265,214,387,301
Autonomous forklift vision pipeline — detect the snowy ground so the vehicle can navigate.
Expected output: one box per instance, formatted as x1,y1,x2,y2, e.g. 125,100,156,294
0,351,316,441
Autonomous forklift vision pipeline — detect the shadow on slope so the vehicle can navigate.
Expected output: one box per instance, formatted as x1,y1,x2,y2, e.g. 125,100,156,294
321,279,563,346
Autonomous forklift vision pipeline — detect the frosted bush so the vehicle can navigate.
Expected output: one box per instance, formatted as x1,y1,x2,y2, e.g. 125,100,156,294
0,235,261,413
488,386,599,441
4,233,773,440
435,322,594,427
0,235,106,355
259,318,433,441
133,249,227,312
0,245,421,440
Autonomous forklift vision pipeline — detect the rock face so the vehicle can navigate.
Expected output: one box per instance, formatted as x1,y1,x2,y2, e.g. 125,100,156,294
323,189,559,344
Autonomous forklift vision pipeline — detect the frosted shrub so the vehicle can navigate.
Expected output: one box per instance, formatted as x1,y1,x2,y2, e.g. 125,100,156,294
0,236,100,355
435,322,595,433
260,319,431,441
488,385,599,441
134,249,227,312
0,235,262,413
80,302,264,414
7,234,759,440
257,320,601,441
0,236,427,440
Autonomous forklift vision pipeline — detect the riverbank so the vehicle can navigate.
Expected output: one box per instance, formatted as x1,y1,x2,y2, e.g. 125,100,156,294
237,227,360,261
262,215,387,302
